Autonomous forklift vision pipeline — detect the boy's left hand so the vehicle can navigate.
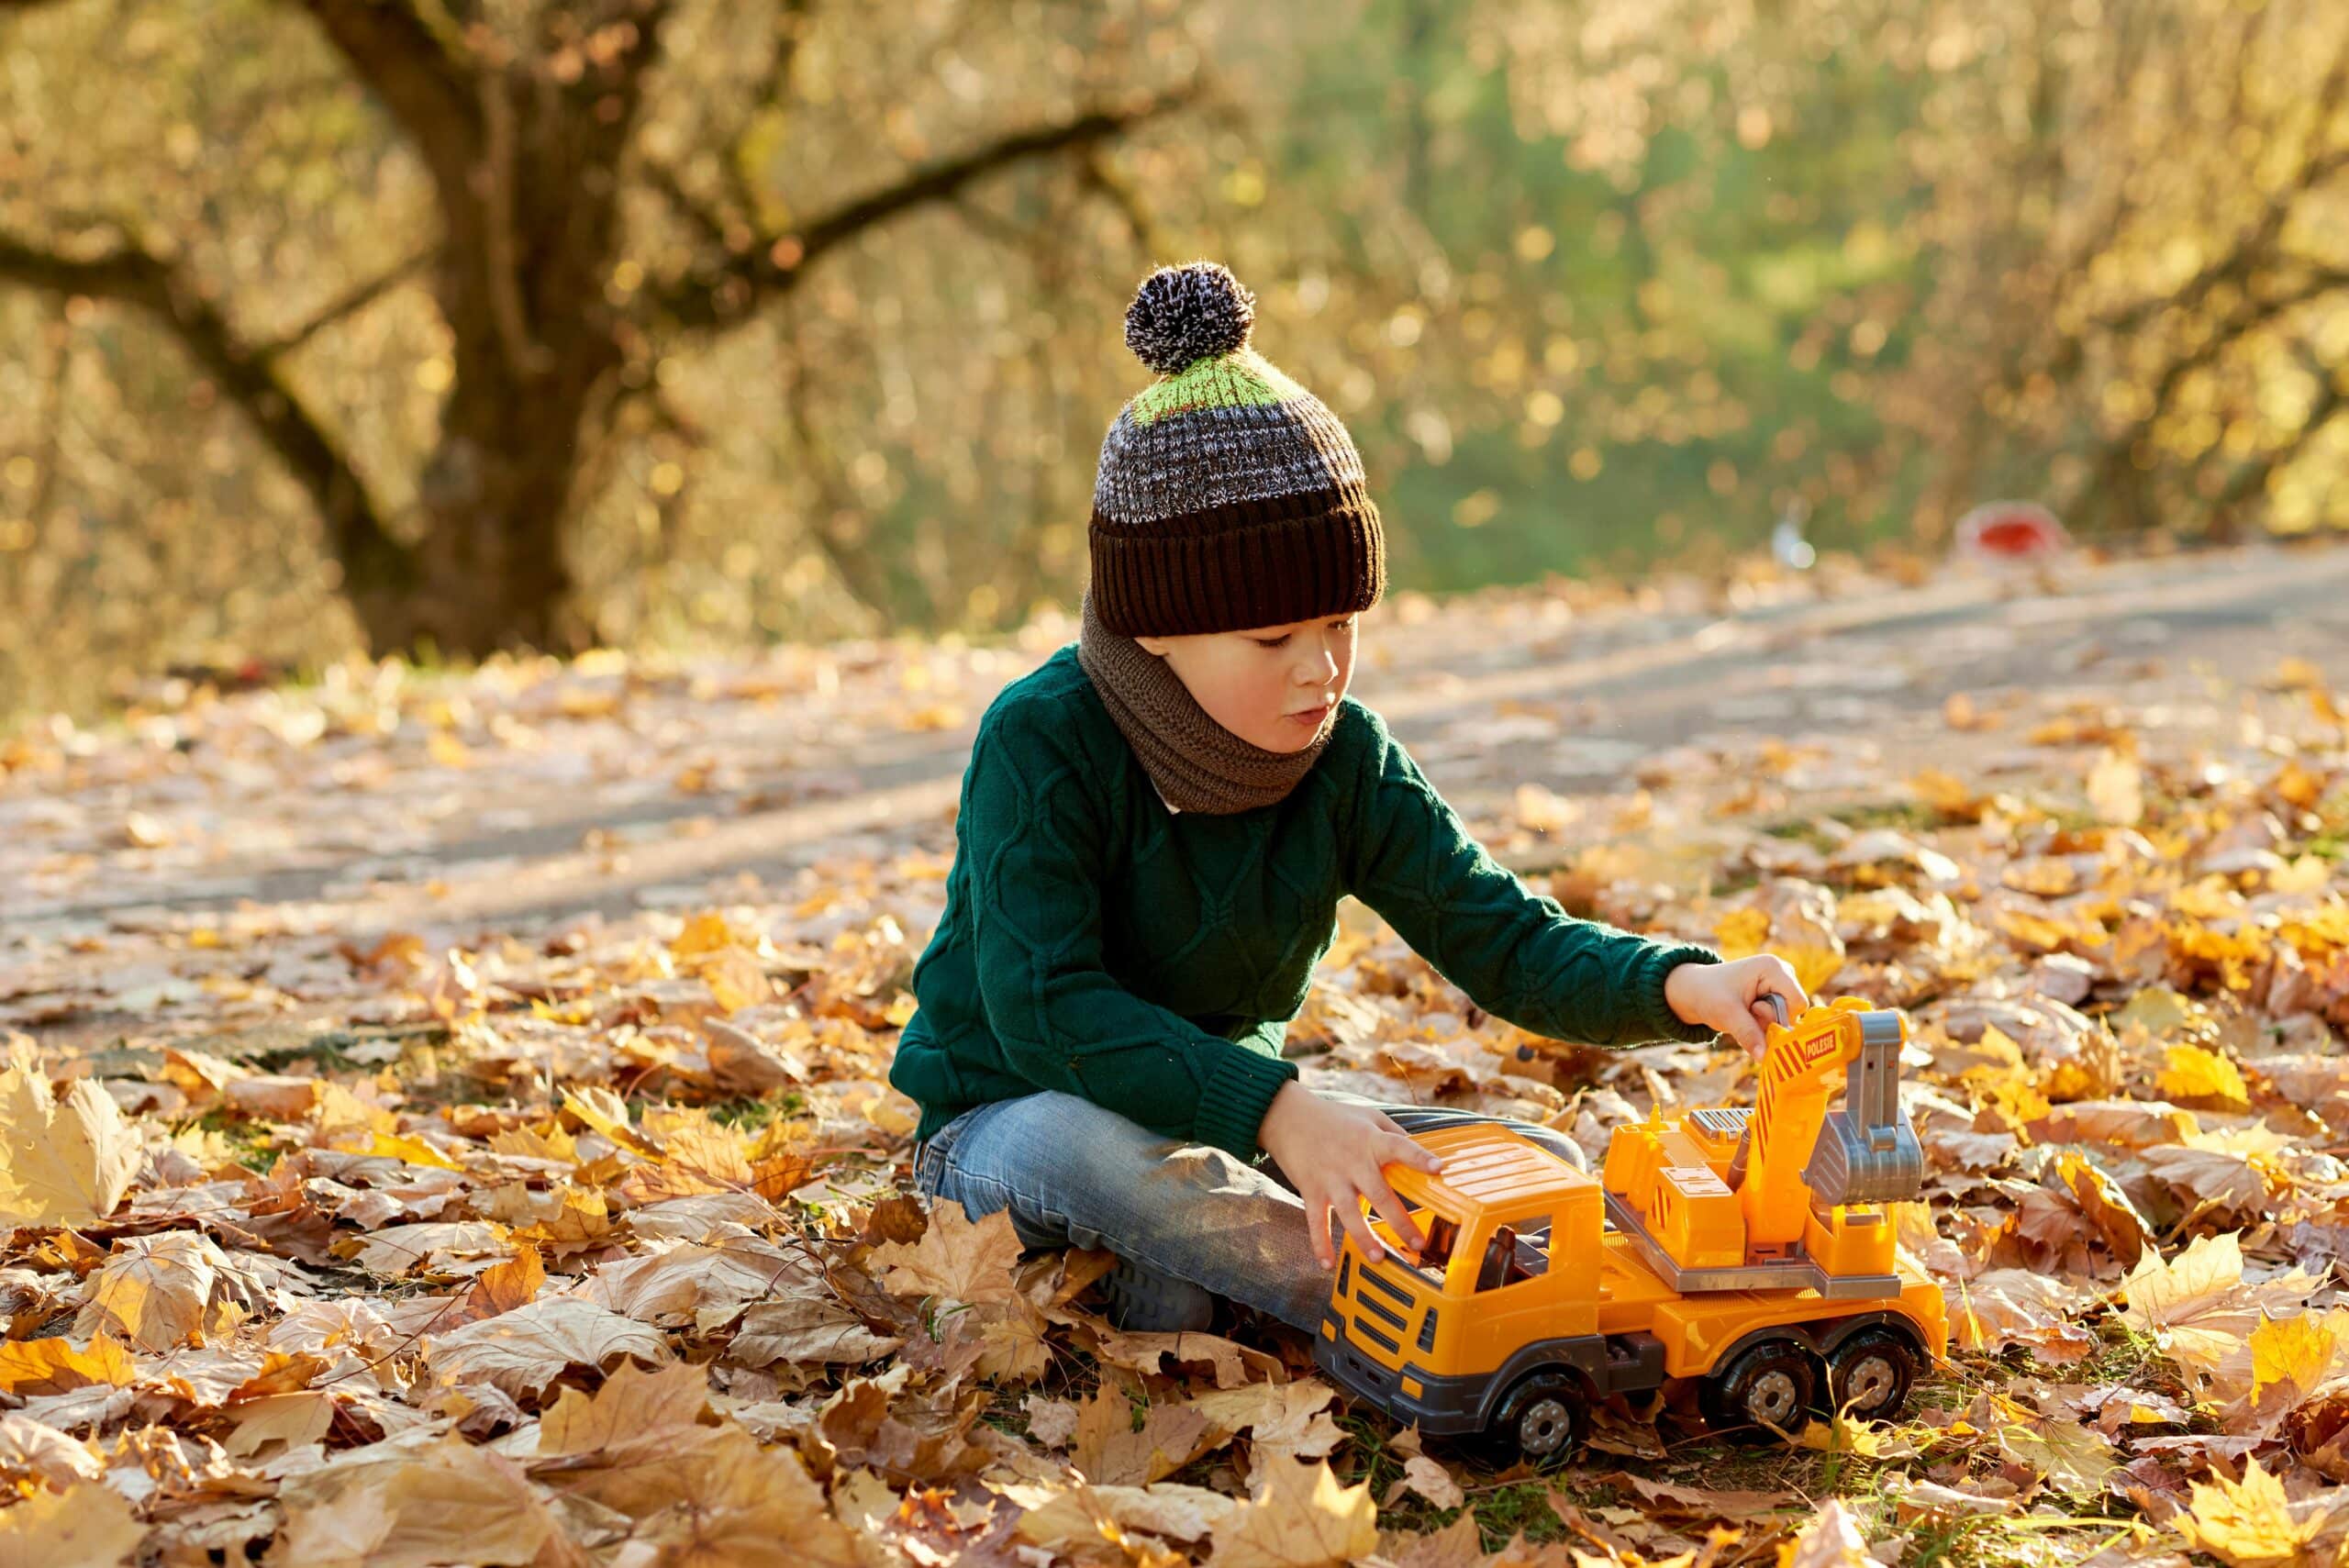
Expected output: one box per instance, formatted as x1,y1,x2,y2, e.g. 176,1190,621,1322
1664,954,1808,1059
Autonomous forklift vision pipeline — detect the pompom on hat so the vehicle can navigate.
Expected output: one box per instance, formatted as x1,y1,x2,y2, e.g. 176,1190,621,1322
1087,261,1386,638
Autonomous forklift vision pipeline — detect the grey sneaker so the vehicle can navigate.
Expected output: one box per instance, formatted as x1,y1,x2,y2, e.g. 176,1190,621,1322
1102,1255,1217,1332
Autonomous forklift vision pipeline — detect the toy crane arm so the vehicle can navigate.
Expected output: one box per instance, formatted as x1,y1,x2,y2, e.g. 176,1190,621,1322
1724,997,1922,1248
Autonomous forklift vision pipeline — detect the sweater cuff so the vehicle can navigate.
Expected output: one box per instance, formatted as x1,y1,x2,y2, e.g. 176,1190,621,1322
1638,942,1726,1044
1190,1046,1300,1161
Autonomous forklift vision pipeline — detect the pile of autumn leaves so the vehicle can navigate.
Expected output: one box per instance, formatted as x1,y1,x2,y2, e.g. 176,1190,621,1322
0,1036,1420,1567
3,689,2349,1567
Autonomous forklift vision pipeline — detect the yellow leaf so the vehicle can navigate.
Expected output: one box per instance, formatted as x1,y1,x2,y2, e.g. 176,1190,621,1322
1910,768,1977,816
2159,1043,2251,1112
360,1130,463,1171
1073,1385,1218,1486
0,1335,138,1396
0,1061,141,1227
0,1482,146,1568
2173,1457,2332,1568
1209,1458,1378,1568
2119,1233,2321,1387
1776,1497,1868,1568
1781,945,1846,996
2087,748,2143,826
1713,907,1771,960
671,910,744,958
2251,1309,2349,1403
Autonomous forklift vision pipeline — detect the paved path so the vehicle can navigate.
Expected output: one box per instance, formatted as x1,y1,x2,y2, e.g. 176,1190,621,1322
9,540,2348,950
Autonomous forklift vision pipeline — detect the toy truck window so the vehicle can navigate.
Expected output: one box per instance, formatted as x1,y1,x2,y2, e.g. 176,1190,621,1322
1468,1218,1551,1293
1392,1203,1461,1284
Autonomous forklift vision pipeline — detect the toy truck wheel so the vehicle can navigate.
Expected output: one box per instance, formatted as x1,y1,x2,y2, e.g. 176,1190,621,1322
1826,1329,1920,1420
1488,1373,1586,1466
1700,1340,1819,1439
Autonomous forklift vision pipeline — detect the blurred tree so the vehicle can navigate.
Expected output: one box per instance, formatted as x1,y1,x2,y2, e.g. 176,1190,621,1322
0,0,1186,656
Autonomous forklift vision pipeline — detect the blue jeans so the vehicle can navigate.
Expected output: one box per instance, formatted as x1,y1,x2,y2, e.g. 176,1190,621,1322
911,1089,1586,1331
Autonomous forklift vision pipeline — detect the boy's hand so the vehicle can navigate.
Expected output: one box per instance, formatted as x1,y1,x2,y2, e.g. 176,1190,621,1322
1664,955,1809,1059
1257,1083,1444,1270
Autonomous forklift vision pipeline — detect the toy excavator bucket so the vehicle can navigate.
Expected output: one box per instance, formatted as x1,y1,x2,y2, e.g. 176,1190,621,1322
1803,1008,1922,1205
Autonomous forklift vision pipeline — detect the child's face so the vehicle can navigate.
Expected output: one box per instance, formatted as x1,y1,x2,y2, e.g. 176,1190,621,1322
1133,612,1358,752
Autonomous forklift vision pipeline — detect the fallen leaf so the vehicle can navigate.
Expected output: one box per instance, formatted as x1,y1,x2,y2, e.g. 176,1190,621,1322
0,1334,138,1396
1383,1452,1464,1510
2172,1456,2332,1568
1004,1477,1241,1551
1191,1381,1345,1466
1780,1496,1869,1568
538,1417,863,1566
425,1294,670,1401
1209,1458,1378,1568
538,1357,713,1455
271,1430,564,1568
72,1230,234,1352
2118,1232,2319,1387
729,1292,902,1367
0,1481,146,1567
0,1410,106,1487
870,1198,1021,1306
1074,1384,1219,1485
2159,1044,2252,1112
0,1060,141,1227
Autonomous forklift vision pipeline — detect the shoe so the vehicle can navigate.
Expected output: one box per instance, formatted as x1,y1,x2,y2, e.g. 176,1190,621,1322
1102,1255,1217,1332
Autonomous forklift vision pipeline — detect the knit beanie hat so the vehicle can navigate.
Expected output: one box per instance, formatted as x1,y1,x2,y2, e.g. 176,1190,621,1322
1087,261,1386,638
1078,261,1384,817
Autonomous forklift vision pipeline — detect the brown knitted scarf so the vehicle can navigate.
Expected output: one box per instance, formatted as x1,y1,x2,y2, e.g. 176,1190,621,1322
1076,591,1338,816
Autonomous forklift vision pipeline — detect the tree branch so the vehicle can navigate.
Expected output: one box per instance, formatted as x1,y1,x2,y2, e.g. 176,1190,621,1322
292,0,486,206
0,228,415,592
256,246,439,358
649,83,1196,331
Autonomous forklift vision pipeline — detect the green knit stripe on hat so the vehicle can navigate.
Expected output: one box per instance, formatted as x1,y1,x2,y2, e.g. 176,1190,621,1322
1127,348,1309,427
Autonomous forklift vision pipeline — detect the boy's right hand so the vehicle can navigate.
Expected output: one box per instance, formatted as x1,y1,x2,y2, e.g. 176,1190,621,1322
1257,1084,1444,1270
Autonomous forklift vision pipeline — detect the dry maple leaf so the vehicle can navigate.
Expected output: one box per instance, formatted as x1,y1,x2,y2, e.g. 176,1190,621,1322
424,1293,670,1401
2173,1456,2334,1568
2118,1232,2320,1388
1002,1476,1241,1552
548,1418,863,1567
270,1429,568,1568
1779,1496,1869,1568
0,1410,106,1490
0,1333,138,1396
1190,1381,1346,1467
2250,1310,2349,1407
0,1480,147,1568
0,1059,141,1227
870,1198,1021,1306
1383,1451,1465,1511
1072,1383,1219,1486
538,1357,714,1456
71,1229,236,1353
1375,1514,1486,1568
1208,1457,1378,1568
728,1293,903,1368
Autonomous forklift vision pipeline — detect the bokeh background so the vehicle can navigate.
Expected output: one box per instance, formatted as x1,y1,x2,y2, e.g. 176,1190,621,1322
1,0,2343,721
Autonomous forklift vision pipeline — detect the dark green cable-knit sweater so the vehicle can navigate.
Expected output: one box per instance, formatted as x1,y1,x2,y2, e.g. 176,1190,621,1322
888,644,1721,1160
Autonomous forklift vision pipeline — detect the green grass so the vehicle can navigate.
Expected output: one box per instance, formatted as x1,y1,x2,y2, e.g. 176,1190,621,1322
707,1089,806,1130
184,1108,282,1172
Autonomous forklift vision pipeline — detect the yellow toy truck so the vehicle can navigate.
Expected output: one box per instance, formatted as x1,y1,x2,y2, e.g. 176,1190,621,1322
1312,997,1946,1462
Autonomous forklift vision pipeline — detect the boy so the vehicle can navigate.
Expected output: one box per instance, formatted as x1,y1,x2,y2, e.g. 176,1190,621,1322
887,261,1804,1331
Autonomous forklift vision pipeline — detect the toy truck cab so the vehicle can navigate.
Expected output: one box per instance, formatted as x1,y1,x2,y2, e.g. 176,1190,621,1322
1315,1123,1635,1460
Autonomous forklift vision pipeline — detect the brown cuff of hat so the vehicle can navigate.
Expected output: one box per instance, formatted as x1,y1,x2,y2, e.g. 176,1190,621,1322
1087,485,1386,639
